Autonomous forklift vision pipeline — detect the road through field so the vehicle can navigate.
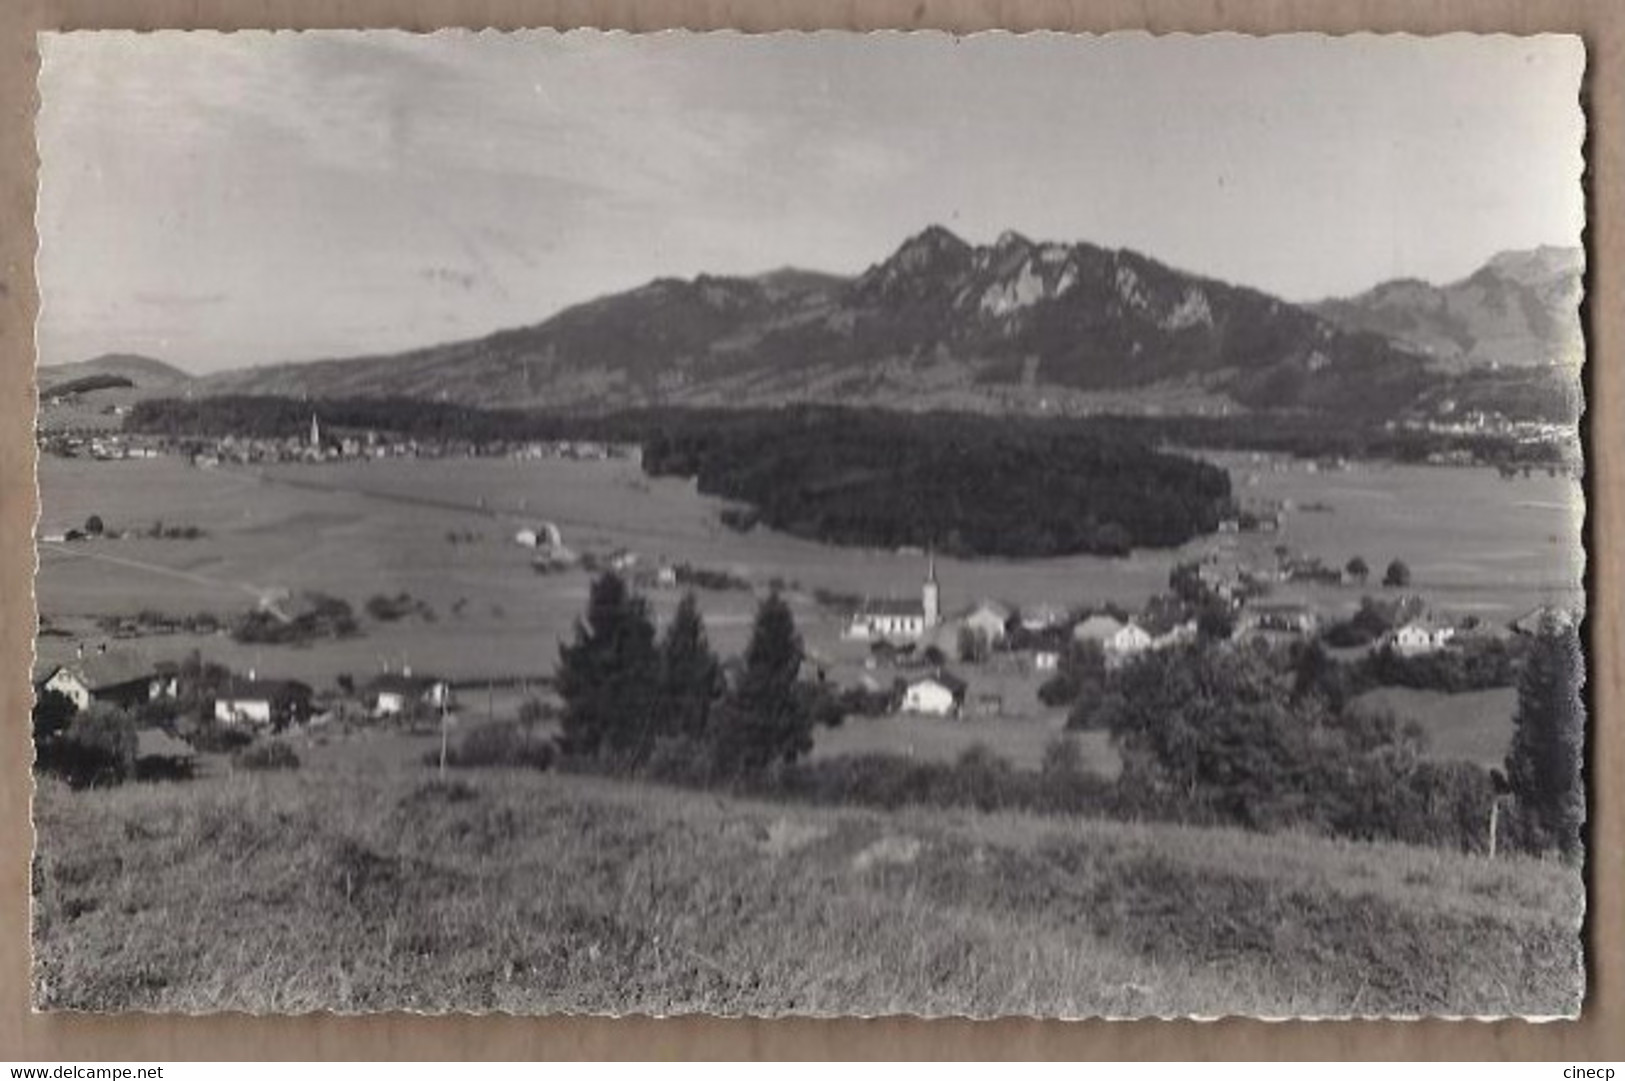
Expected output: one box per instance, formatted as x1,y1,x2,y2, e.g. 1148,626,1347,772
39,541,270,604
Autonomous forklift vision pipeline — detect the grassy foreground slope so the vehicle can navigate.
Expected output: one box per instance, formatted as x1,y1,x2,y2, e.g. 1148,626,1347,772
32,767,1582,1017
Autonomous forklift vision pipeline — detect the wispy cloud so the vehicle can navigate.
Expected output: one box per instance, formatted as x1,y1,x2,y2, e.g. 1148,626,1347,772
37,31,1584,371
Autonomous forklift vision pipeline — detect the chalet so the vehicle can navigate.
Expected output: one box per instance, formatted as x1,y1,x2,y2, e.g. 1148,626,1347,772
900,672,967,717
368,671,451,718
214,676,314,727
845,555,942,642
1237,603,1319,638
1387,619,1456,656
962,600,1014,644
1072,615,1153,667
39,651,177,711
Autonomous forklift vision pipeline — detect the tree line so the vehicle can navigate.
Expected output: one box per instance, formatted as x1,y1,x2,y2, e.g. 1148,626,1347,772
1041,621,1581,857
124,396,1562,473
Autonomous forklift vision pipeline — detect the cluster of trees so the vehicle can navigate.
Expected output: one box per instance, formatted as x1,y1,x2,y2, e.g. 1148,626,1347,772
553,573,828,780
1048,623,1582,857
364,592,437,623
127,394,1564,481
231,594,359,645
641,408,1232,558
31,692,143,787
1502,617,1585,858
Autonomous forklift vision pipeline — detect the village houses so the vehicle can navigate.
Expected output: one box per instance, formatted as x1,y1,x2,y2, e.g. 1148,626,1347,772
1072,614,1154,667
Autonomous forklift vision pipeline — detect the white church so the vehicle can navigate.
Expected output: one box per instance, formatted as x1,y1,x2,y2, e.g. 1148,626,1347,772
844,554,942,642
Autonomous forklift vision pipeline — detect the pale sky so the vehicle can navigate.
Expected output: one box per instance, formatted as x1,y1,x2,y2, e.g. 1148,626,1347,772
36,31,1586,373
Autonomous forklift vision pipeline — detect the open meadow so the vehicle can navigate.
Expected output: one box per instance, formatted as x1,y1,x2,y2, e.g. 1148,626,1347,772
36,452,1582,658
33,450,1583,770
31,744,1583,1017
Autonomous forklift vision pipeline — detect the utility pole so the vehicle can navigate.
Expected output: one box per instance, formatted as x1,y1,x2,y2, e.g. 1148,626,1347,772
438,694,449,779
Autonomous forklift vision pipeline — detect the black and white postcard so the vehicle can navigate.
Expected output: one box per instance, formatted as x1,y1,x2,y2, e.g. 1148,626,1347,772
29,30,1587,1018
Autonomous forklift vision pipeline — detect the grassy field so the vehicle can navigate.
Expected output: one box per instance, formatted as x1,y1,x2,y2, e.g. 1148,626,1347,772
811,713,1121,777
31,753,1583,1017
1351,686,1519,770
34,451,1581,764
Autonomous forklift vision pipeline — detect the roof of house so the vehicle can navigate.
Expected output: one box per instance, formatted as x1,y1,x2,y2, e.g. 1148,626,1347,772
1511,605,1579,631
1393,618,1454,634
966,600,1014,621
1248,602,1315,615
857,598,926,618
909,671,968,695
53,652,162,691
218,677,314,702
368,673,445,695
135,728,195,760
1072,614,1128,641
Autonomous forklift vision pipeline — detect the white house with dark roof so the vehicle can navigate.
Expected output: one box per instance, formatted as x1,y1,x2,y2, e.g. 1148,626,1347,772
1071,614,1154,667
900,672,967,717
38,650,176,711
367,670,451,718
214,675,314,727
1386,619,1457,657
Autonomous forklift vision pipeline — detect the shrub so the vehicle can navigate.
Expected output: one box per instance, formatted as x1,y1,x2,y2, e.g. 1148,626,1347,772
35,703,137,788
1043,642,1107,709
232,593,358,645
364,592,435,623
440,721,555,771
1358,638,1522,693
234,742,300,772
32,689,76,747
186,719,255,754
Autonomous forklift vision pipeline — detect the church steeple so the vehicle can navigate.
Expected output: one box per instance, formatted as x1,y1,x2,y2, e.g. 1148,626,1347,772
922,548,941,628
309,413,321,448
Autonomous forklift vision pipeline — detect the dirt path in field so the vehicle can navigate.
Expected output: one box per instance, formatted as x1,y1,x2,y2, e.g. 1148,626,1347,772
39,542,270,603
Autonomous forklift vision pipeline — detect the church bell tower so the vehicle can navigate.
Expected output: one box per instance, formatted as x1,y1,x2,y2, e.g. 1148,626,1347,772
922,549,941,628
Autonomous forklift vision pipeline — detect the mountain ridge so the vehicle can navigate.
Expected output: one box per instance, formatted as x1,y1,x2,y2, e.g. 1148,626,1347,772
107,231,1582,424
1309,245,1582,372
39,353,194,391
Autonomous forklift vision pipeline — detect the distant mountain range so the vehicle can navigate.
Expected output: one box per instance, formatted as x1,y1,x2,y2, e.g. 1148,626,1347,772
1310,246,1583,372
58,233,1585,424
38,353,194,392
